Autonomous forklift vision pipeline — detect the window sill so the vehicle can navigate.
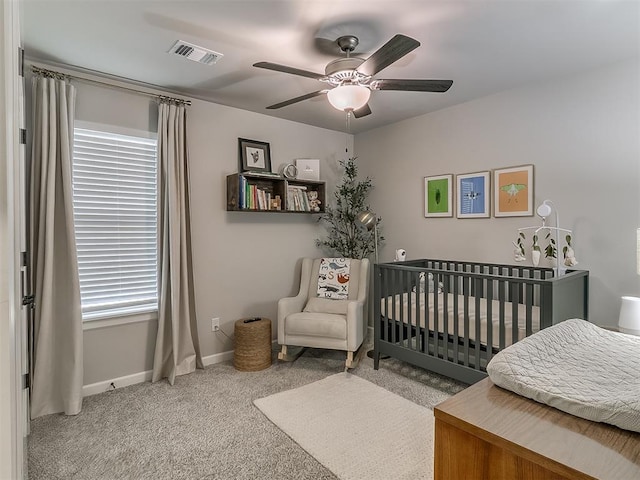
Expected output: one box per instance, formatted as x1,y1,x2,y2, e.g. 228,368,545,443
83,310,158,331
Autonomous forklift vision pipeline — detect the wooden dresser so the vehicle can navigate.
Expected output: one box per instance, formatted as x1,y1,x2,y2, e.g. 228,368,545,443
434,378,640,480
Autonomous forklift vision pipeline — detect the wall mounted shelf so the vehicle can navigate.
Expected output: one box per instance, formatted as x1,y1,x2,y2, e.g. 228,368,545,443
226,172,326,214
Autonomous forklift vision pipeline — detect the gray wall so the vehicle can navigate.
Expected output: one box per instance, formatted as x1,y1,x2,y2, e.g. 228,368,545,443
40,72,352,385
354,59,640,327
33,58,640,386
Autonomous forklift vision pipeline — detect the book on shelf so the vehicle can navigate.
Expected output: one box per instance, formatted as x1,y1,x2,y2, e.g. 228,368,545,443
239,180,274,210
238,175,245,209
287,185,310,211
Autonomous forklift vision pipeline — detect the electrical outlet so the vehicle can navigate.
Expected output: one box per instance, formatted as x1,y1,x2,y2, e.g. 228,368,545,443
211,317,220,332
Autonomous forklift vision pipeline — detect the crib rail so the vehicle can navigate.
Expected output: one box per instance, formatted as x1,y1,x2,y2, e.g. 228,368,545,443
373,259,589,384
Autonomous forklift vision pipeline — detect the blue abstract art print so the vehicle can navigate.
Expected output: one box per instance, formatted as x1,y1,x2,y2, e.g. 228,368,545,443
456,171,490,218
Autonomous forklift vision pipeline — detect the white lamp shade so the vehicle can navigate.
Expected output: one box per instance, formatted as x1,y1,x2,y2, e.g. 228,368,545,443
327,85,371,112
618,296,640,335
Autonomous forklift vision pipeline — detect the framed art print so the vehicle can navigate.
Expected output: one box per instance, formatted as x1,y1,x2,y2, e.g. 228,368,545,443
424,174,453,217
493,165,534,217
456,171,490,218
238,138,272,173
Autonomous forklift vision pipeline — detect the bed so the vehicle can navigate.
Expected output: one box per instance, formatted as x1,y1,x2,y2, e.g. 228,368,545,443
372,259,589,384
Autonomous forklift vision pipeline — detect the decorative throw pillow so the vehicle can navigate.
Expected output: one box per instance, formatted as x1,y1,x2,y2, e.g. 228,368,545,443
317,258,350,299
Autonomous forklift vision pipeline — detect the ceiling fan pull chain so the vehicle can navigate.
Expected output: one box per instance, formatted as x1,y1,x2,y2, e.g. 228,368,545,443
345,120,350,155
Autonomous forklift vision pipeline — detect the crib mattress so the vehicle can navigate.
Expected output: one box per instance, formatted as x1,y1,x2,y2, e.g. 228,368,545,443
487,319,640,433
381,292,540,349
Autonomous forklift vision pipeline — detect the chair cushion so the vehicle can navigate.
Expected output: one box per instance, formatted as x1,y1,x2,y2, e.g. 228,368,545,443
303,297,350,315
285,312,347,340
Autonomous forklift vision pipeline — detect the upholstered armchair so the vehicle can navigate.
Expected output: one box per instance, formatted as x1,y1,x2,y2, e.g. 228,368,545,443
277,258,370,368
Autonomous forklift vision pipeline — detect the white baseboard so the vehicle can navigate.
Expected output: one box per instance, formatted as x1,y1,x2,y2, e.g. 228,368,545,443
82,348,235,397
82,370,153,397
202,349,235,366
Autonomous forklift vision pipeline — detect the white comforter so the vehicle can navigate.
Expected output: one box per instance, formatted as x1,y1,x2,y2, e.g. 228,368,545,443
487,319,640,432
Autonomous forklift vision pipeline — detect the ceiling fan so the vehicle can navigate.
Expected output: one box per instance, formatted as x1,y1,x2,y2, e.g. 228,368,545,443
253,34,453,118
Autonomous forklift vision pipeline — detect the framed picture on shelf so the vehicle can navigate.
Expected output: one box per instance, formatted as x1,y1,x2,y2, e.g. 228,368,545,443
493,164,534,217
238,138,272,173
296,159,320,181
456,171,490,218
424,174,453,217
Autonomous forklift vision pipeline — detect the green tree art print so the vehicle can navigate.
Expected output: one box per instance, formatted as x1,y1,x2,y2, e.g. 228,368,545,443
425,174,453,217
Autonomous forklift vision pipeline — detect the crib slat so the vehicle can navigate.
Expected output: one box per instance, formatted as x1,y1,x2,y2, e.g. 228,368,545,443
463,276,470,368
414,269,420,352
526,282,534,337
382,268,388,344
397,270,404,343
474,277,482,370
442,274,450,362
486,279,494,364
499,280,506,350
383,268,390,344
421,272,427,354
391,269,398,345
512,281,519,345
410,271,417,352
433,272,439,358
453,271,459,363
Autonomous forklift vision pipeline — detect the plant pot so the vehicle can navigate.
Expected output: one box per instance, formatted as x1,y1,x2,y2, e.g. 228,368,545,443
531,249,541,267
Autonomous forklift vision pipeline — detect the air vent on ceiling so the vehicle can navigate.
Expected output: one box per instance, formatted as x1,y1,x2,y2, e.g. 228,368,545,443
168,40,223,66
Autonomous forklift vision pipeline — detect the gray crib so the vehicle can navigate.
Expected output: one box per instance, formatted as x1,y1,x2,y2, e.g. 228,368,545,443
373,259,589,384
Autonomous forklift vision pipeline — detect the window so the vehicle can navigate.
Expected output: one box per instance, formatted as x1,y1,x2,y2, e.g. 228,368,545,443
72,124,158,320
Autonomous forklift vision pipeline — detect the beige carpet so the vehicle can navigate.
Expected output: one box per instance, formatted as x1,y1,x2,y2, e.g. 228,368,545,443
254,372,434,480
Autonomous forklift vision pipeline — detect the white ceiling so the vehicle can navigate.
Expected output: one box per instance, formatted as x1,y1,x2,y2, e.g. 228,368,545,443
21,0,640,134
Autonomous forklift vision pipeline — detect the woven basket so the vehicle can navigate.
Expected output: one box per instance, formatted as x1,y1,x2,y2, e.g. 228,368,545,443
234,318,272,371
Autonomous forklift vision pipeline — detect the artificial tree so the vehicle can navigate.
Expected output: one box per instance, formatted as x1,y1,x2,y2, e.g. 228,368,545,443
316,156,383,259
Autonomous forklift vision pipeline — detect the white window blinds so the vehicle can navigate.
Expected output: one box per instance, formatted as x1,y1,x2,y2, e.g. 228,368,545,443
72,126,158,320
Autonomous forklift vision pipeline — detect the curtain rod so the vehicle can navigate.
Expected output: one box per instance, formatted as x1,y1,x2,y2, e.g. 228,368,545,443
31,66,192,106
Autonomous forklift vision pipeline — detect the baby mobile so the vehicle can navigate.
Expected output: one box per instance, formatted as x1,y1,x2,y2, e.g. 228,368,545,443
512,199,577,274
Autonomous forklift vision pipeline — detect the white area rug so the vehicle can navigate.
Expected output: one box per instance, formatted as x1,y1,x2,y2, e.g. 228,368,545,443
254,372,434,480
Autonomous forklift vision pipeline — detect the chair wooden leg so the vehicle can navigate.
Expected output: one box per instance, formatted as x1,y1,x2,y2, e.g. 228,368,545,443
277,345,305,362
346,351,354,368
277,345,287,361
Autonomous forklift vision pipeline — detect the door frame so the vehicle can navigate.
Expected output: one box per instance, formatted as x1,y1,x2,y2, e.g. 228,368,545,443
1,0,26,478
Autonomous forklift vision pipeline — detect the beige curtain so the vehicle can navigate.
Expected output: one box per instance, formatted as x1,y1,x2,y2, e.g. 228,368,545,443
152,101,203,384
29,74,83,418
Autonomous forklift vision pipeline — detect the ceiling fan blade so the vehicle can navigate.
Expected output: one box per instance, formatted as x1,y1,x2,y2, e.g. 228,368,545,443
356,34,420,77
266,90,327,110
253,62,324,80
353,104,372,118
373,79,453,92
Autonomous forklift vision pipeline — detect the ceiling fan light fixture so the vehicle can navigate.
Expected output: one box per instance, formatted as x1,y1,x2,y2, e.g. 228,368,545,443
327,85,370,112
